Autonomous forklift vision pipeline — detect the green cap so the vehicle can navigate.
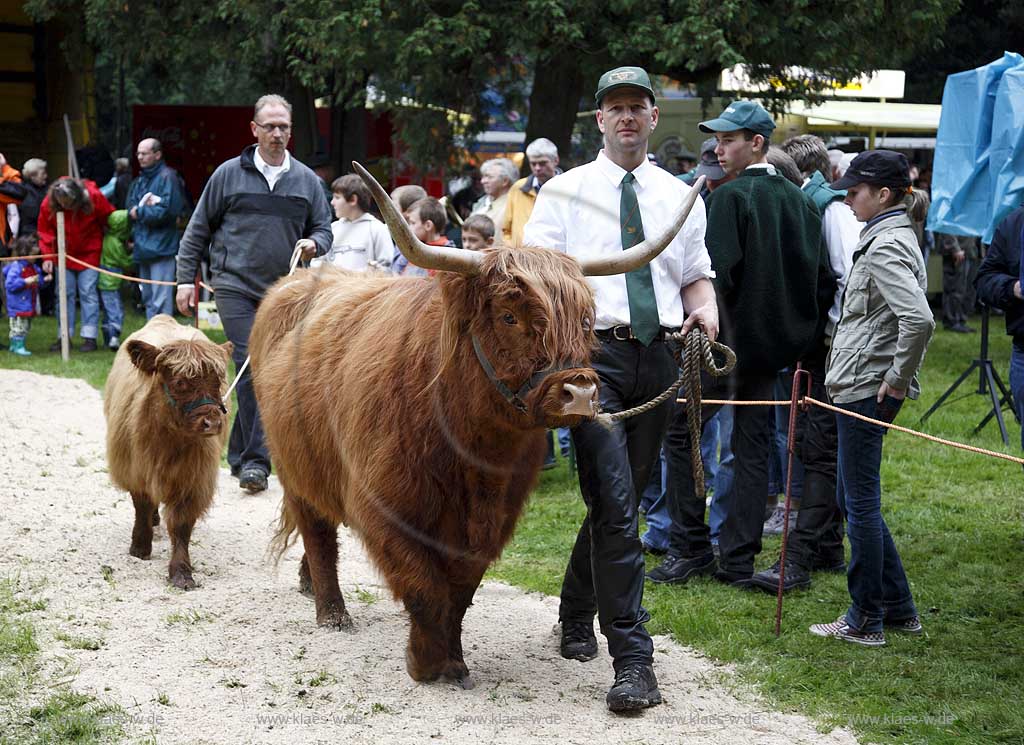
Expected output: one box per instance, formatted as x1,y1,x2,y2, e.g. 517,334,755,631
595,66,655,105
699,100,776,138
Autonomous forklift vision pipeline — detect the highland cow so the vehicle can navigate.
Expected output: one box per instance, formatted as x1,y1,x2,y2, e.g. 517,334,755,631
250,162,700,687
104,315,232,590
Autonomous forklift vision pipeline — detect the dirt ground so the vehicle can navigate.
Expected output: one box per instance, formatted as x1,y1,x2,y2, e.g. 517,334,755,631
0,369,859,744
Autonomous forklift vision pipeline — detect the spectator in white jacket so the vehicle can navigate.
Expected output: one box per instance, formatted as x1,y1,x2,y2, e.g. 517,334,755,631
318,174,393,272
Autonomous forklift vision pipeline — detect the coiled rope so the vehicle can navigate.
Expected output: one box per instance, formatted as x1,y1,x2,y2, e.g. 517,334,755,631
596,328,737,500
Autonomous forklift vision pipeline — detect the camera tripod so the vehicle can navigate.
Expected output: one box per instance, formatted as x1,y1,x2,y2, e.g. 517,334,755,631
919,306,1019,445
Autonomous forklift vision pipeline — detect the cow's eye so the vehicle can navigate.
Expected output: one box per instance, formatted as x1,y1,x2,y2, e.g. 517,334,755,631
503,313,517,325
582,316,592,332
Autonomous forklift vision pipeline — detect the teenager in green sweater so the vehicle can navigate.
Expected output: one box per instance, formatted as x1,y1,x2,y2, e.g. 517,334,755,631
651,100,834,587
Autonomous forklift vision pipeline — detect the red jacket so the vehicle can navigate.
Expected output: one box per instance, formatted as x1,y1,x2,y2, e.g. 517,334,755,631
37,179,115,270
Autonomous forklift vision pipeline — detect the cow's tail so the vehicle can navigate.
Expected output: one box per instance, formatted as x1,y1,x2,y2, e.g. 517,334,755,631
268,495,300,566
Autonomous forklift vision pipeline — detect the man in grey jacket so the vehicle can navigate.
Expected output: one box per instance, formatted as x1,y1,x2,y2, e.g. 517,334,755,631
176,94,333,493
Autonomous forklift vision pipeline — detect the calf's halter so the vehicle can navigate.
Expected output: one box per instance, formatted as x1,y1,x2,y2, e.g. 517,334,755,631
471,335,584,414
162,383,228,416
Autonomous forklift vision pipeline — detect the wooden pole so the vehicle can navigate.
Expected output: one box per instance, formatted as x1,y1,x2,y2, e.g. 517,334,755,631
56,210,70,362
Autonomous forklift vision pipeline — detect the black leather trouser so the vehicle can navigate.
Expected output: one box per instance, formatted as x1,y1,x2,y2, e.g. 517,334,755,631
558,337,676,672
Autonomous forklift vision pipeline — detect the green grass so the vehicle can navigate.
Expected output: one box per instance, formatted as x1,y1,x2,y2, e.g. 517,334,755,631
2,308,1022,743
489,316,1024,745
0,577,123,744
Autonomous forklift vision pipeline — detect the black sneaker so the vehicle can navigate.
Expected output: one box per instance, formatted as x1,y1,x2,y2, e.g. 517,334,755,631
811,555,847,573
640,540,667,557
541,456,557,471
749,558,811,594
239,468,268,494
79,338,98,352
645,552,716,584
559,621,598,662
712,568,756,588
606,663,662,712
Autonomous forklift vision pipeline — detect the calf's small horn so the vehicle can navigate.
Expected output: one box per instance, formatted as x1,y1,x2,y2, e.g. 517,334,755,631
577,175,706,277
352,161,482,276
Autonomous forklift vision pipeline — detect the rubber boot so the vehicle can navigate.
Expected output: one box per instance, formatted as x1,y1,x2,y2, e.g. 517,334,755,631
10,337,31,356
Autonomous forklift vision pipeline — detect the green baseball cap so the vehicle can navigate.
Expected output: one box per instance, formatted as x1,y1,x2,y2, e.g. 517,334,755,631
699,100,776,138
595,66,655,105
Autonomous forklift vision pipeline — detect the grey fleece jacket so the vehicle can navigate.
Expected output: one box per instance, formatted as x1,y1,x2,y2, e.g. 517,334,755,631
176,145,333,299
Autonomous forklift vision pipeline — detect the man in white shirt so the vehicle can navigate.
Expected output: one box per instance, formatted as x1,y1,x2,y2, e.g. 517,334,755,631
317,174,392,271
524,66,717,713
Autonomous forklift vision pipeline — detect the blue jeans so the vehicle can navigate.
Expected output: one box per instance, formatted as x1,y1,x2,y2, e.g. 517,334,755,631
835,395,917,633
640,447,670,551
60,268,99,340
643,408,730,551
139,256,177,319
98,283,124,342
1011,341,1024,454
708,407,734,541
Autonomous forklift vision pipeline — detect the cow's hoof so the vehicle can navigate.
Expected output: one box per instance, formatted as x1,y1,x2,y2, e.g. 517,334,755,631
405,649,441,683
443,664,474,689
129,544,152,560
169,571,197,590
317,607,352,630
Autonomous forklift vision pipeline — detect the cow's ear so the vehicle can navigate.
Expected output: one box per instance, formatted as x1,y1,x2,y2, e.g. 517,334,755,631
220,341,234,361
126,341,160,375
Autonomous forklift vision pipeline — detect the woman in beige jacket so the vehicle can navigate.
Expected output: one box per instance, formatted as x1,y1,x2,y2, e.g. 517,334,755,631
810,150,935,648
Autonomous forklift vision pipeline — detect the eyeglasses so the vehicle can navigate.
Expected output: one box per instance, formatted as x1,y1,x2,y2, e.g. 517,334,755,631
254,122,292,135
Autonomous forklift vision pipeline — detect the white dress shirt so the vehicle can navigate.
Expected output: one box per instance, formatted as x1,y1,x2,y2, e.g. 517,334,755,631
523,150,713,330
254,148,291,191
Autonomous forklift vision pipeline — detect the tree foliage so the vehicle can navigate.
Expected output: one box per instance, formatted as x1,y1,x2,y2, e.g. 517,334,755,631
25,0,964,170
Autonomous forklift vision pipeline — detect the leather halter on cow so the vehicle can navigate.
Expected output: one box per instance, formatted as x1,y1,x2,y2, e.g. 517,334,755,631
248,161,702,689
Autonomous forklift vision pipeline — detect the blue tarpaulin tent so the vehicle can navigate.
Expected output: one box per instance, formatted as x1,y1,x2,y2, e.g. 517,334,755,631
928,52,1024,243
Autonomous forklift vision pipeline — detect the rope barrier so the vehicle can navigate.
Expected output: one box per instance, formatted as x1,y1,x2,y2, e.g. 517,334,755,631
0,253,216,292
676,396,1024,465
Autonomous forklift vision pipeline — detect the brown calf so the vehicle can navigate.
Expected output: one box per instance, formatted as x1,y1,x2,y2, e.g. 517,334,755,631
104,314,232,589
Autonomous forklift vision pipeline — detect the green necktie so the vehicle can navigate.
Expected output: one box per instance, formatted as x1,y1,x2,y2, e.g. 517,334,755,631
620,172,660,345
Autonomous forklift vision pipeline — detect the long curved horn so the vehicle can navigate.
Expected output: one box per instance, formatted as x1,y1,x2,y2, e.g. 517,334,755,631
352,161,482,275
577,175,706,276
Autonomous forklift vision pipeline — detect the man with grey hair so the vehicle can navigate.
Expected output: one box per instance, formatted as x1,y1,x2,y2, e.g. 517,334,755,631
175,93,333,494
502,137,561,247
471,157,516,233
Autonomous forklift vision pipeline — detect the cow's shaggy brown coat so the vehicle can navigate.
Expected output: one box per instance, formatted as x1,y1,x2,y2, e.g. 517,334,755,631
251,251,598,686
104,314,232,590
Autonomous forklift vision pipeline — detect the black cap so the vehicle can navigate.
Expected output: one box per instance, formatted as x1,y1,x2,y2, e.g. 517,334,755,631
694,137,726,181
832,150,911,190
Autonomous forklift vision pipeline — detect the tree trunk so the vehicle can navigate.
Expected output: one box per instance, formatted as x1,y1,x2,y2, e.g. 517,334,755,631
284,77,318,164
522,53,585,173
330,76,369,177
